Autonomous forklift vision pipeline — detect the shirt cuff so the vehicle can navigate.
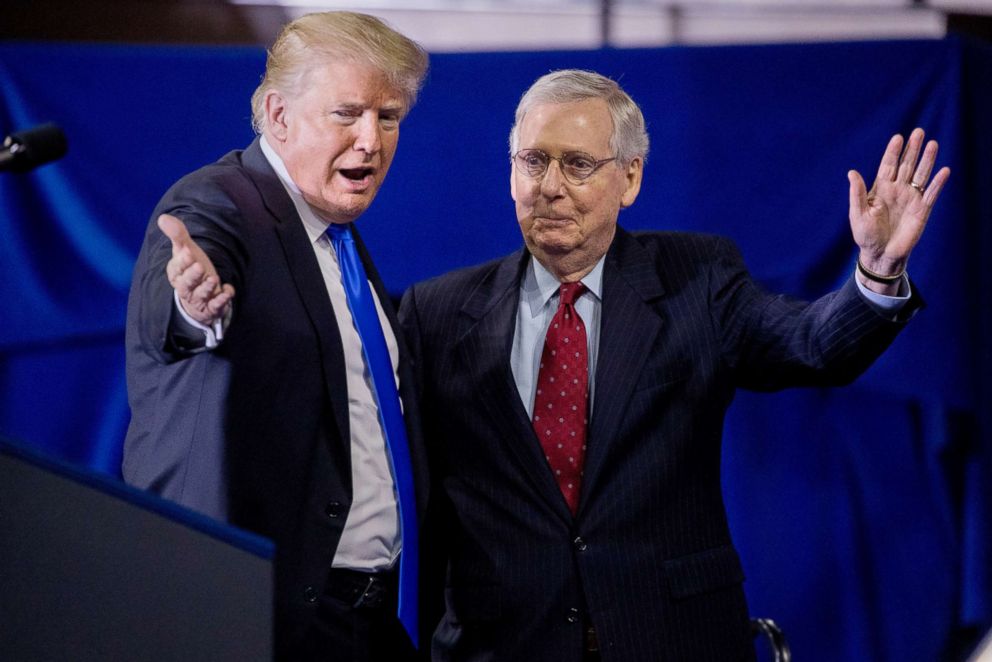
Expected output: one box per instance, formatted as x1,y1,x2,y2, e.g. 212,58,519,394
854,268,911,316
173,290,227,349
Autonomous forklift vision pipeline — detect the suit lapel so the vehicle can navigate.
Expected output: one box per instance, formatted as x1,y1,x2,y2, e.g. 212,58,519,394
579,228,665,515
243,140,352,461
455,251,574,524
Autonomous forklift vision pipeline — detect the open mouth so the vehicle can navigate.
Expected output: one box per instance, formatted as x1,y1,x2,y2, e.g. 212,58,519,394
339,167,375,182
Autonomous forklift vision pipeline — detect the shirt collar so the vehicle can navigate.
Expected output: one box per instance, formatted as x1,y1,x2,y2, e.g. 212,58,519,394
259,134,329,247
522,253,605,318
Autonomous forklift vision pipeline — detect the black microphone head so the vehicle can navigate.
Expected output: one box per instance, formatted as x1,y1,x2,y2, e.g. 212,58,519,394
3,123,68,172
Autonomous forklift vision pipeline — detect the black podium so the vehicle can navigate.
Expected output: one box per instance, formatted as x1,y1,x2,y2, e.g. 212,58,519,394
0,438,273,661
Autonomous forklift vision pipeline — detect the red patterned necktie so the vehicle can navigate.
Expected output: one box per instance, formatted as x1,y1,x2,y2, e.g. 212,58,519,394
532,282,588,514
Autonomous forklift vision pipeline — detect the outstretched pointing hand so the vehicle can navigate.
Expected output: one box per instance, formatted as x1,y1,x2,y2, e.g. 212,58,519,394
158,213,235,326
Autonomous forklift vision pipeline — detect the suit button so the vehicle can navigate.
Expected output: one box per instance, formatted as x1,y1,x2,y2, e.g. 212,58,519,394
304,586,318,603
566,607,580,624
325,501,342,518
573,536,587,552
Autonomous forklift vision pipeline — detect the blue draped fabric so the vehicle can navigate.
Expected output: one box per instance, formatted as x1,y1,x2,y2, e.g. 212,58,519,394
1,37,989,660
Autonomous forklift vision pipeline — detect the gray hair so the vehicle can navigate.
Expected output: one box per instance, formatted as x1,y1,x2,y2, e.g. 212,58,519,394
250,11,429,134
508,69,649,166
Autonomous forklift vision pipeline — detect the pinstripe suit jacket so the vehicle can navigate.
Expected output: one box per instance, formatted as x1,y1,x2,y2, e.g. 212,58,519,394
400,227,919,662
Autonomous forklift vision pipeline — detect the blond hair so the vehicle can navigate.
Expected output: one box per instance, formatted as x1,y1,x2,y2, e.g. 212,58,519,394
250,11,429,133
509,69,649,166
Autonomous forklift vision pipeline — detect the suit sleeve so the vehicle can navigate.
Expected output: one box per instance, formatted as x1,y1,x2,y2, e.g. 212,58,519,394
709,235,923,391
130,182,248,365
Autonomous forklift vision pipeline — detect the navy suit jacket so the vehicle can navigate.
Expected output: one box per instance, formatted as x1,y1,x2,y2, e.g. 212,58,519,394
400,228,920,661
123,138,430,656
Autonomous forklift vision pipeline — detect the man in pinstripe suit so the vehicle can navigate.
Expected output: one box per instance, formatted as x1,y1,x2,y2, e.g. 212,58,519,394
400,70,949,661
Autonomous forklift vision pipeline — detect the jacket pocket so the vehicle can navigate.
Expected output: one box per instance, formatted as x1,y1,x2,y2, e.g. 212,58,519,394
664,545,745,600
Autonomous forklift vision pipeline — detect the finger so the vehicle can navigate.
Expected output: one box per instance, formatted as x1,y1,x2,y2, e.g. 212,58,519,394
848,170,869,217
176,262,207,298
206,285,236,317
165,246,196,283
157,214,192,253
189,275,220,308
923,166,951,208
911,139,938,189
897,128,925,183
875,134,904,183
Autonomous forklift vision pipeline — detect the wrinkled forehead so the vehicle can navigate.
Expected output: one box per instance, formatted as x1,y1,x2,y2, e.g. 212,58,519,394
517,99,614,155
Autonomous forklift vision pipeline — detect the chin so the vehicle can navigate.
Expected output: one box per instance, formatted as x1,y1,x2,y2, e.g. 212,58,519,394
531,229,579,255
322,196,375,222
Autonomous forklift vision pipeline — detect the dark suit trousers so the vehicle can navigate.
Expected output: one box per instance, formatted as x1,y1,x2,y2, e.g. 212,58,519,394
295,570,419,662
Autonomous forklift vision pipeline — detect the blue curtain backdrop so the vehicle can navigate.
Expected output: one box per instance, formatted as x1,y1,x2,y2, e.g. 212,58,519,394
1,37,990,660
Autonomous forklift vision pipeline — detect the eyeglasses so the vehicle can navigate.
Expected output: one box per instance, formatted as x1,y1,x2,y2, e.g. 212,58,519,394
512,149,617,184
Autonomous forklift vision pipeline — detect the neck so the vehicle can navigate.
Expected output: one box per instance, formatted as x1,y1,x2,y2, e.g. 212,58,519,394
531,248,602,283
528,228,613,283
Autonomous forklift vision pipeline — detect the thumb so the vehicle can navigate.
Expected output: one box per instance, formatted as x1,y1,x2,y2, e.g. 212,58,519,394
157,213,191,249
847,170,869,217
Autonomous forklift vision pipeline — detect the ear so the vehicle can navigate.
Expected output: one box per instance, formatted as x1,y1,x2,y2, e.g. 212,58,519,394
620,157,643,208
264,90,290,142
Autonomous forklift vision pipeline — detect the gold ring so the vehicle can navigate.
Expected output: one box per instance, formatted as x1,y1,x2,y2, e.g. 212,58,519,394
909,181,925,194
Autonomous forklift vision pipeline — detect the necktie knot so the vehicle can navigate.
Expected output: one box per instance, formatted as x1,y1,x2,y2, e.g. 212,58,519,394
558,282,586,307
326,222,352,242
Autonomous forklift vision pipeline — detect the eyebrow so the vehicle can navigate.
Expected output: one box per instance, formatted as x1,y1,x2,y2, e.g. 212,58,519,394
524,148,598,157
333,102,405,113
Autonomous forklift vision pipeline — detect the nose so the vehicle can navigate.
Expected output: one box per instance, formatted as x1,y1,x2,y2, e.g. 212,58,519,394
539,158,566,197
353,113,382,155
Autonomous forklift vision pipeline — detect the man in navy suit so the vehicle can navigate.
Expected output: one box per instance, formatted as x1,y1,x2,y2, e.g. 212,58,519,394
400,70,950,661
123,12,431,661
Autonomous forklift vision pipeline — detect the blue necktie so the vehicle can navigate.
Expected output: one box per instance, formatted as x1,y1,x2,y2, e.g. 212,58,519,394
326,223,419,648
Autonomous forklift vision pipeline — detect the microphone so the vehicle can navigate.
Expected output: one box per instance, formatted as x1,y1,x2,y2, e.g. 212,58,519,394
0,123,68,173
